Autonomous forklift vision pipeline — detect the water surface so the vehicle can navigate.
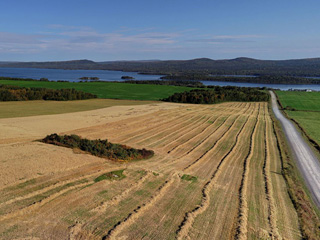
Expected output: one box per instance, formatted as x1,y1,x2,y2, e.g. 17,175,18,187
1,67,320,91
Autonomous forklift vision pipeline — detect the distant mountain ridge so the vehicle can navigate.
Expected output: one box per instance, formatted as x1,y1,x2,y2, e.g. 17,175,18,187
2,57,320,76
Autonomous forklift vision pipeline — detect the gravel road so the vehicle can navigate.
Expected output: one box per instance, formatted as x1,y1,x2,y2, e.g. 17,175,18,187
270,91,320,208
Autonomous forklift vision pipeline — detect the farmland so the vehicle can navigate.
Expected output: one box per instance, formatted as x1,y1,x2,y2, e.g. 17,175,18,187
0,80,193,100
0,99,155,118
276,91,320,145
0,100,303,239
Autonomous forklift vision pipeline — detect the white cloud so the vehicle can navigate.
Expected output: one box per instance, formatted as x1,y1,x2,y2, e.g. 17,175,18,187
187,34,267,43
0,26,279,60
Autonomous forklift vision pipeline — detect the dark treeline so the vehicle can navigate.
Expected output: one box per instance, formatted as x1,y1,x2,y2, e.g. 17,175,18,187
0,76,50,82
42,134,154,161
162,86,269,104
162,74,320,85
0,76,204,87
4,57,320,77
0,85,97,101
122,80,204,87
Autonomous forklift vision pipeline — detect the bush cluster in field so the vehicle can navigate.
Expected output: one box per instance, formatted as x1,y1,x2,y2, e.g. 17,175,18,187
94,170,126,182
162,86,269,104
181,174,197,183
0,84,97,101
42,134,154,161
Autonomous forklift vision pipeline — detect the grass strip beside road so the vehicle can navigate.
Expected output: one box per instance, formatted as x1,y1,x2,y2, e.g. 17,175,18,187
269,102,320,239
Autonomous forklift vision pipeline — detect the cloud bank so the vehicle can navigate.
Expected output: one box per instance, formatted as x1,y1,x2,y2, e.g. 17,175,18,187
0,25,270,60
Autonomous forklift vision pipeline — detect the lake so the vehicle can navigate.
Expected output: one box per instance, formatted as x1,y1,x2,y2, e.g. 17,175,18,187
0,67,163,82
1,67,320,91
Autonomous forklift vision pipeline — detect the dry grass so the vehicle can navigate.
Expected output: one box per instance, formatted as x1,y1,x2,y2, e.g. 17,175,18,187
0,101,305,239
0,98,156,119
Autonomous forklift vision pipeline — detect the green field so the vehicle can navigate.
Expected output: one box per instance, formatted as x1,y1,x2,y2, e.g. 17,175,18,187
0,99,155,118
276,91,320,111
286,111,320,145
0,80,193,101
276,90,320,145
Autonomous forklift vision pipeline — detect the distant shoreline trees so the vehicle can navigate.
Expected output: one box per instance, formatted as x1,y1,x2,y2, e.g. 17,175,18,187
161,74,320,85
0,85,97,101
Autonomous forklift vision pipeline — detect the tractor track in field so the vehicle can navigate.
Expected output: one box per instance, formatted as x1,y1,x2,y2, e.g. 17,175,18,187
0,169,106,208
70,108,182,139
0,165,129,223
181,103,251,158
119,108,208,143
166,103,246,155
124,104,238,146
175,105,256,240
234,103,261,240
263,106,281,239
135,114,207,146
67,170,155,239
162,103,246,151
0,181,90,222
155,113,237,172
167,115,220,154
108,108,192,142
92,171,153,213
101,174,178,240
182,103,252,171
149,114,215,148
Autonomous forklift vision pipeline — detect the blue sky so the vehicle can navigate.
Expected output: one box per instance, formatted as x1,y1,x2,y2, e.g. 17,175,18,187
1,0,320,61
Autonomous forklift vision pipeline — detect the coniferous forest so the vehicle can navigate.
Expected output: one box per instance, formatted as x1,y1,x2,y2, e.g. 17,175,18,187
162,86,269,104
0,85,97,101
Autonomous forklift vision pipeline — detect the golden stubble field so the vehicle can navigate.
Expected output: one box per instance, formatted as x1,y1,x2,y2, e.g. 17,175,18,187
0,101,301,239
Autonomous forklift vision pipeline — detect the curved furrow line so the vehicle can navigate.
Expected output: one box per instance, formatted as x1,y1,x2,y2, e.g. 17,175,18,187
263,105,282,239
92,171,153,213
234,103,261,240
110,108,193,142
166,115,219,154
175,104,257,240
0,166,123,208
111,107,197,137
182,103,252,171
153,104,249,172
182,115,241,171
163,103,246,149
135,113,207,146
118,107,207,143
73,109,179,137
148,114,215,148
0,181,91,222
180,103,251,159
101,174,178,240
119,104,235,144
175,115,232,159
67,170,155,239
71,108,189,142
166,103,247,154
69,222,84,240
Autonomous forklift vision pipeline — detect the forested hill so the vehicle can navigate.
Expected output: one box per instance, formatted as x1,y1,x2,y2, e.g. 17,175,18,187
2,57,320,77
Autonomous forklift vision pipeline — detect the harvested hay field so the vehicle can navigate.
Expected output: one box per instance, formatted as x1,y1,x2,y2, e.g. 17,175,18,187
0,101,301,239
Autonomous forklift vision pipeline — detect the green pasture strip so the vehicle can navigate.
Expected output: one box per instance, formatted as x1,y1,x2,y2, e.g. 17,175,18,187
0,80,193,101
